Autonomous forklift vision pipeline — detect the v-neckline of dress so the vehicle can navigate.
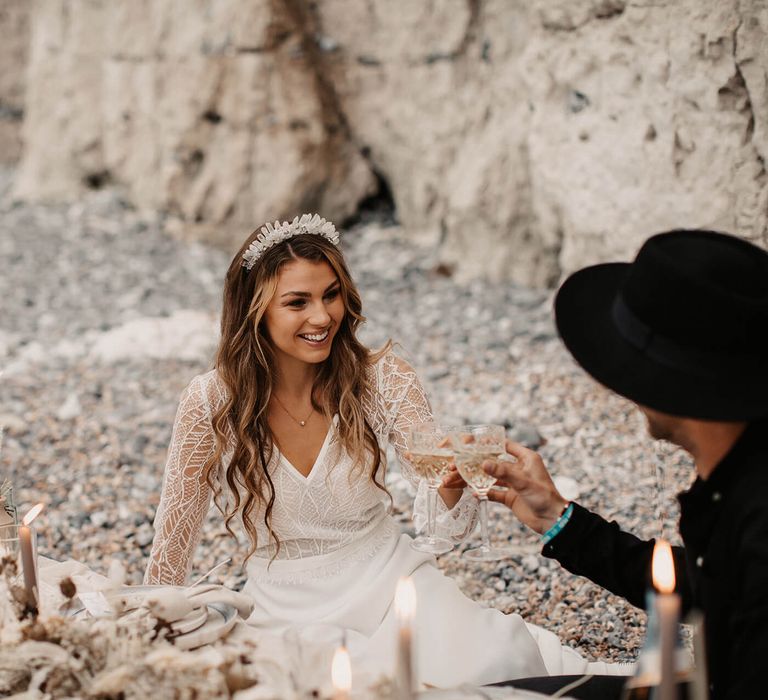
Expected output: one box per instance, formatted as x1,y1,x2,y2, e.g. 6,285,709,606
278,415,337,482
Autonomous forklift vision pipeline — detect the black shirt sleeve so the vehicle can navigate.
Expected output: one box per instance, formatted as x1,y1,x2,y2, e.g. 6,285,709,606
542,502,691,612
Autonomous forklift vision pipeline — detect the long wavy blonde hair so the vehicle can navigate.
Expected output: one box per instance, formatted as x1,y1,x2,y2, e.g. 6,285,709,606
203,231,389,559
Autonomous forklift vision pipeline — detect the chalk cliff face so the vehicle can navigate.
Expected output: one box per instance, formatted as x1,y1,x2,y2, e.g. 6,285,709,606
0,0,28,163
523,0,768,277
10,0,768,285
12,0,377,248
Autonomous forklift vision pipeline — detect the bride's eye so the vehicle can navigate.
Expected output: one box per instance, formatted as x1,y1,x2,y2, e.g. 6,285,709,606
324,288,340,301
287,298,307,308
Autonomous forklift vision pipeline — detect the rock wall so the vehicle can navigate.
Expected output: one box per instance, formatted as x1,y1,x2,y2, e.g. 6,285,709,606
12,0,768,285
523,0,768,274
0,0,29,163
12,0,376,246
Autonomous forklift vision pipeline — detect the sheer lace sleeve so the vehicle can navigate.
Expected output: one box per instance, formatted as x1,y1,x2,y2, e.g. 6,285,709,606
380,353,479,542
144,374,219,585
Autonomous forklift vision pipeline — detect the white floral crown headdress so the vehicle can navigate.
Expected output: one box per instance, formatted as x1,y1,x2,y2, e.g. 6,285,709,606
241,213,340,270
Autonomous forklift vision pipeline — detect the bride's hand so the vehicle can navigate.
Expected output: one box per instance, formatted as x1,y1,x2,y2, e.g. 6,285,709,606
437,466,466,509
441,465,466,490
483,440,569,535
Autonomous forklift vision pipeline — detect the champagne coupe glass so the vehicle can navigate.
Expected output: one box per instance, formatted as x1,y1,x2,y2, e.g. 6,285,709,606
0,524,19,554
408,422,456,555
449,424,515,561
0,523,21,584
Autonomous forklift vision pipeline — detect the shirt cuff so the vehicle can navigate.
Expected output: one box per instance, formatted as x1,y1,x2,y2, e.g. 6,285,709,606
541,501,593,559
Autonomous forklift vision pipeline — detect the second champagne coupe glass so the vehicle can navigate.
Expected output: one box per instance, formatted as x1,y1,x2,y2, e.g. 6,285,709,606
408,422,455,555
449,424,515,561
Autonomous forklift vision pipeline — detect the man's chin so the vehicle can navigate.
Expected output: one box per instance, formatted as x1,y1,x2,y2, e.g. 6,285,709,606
646,421,672,442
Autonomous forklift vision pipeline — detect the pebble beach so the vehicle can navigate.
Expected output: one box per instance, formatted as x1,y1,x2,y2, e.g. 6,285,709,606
0,166,693,664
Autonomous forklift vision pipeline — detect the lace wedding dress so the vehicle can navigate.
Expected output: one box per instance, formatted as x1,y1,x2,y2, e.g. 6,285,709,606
145,352,629,686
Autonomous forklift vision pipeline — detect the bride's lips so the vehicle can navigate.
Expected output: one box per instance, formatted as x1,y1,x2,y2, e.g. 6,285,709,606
298,328,331,346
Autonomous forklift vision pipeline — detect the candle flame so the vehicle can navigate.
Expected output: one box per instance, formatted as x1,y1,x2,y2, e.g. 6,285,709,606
22,503,44,526
331,645,352,691
652,539,676,594
394,576,417,621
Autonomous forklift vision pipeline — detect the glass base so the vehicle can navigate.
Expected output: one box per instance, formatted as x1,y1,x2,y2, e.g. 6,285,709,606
463,544,518,561
410,535,454,555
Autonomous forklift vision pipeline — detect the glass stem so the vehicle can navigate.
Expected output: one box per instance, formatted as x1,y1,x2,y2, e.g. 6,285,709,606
427,485,438,539
479,495,490,550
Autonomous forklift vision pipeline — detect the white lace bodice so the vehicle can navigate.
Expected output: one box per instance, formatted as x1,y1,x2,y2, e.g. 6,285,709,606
144,352,478,585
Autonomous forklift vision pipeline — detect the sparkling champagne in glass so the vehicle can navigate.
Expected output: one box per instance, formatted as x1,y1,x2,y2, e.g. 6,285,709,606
408,422,456,555
449,424,515,561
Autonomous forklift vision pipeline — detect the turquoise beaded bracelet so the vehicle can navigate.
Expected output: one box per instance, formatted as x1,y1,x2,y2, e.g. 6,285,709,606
540,503,574,544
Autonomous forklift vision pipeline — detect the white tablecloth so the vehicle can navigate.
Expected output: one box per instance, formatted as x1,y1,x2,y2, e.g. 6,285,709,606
33,557,567,699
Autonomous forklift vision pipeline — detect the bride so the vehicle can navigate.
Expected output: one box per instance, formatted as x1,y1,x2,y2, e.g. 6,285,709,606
144,214,626,687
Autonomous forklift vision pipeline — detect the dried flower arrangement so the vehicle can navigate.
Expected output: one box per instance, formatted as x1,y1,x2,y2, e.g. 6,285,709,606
0,557,264,699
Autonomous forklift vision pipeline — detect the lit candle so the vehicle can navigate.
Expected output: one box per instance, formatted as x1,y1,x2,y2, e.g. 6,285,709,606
652,539,680,700
19,503,44,615
331,644,352,700
394,576,416,700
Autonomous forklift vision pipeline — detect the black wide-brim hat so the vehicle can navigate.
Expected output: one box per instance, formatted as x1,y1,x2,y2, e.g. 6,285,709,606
555,230,768,420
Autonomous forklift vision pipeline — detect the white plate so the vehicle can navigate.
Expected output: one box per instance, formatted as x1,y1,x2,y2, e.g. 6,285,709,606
168,604,209,635
173,602,237,650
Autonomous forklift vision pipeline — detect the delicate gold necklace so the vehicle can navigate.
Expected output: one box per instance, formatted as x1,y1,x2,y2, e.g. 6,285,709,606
272,394,314,427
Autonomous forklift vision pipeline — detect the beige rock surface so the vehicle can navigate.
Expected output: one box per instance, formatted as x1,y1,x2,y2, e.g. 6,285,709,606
524,0,768,276
0,0,29,163
11,0,768,284
321,0,555,284
13,0,376,248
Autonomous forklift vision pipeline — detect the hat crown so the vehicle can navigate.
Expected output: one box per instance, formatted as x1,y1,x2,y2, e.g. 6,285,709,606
621,230,768,354
553,228,768,420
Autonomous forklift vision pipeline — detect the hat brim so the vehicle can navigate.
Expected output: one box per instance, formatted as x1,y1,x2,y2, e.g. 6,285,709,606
554,263,768,421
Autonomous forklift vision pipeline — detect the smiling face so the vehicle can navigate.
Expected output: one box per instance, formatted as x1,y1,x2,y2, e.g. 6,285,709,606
263,258,345,371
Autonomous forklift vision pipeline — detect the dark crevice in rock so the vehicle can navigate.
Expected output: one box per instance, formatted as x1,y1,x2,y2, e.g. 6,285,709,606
0,102,24,121
568,90,590,113
481,38,492,63
341,166,397,229
717,70,750,112
731,19,757,149
202,110,222,124
83,170,112,190
720,65,754,147
745,112,755,145
541,0,626,32
356,55,381,67
183,149,205,179
594,0,626,20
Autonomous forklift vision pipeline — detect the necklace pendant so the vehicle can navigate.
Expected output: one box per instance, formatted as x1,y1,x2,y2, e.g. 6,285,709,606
299,420,306,427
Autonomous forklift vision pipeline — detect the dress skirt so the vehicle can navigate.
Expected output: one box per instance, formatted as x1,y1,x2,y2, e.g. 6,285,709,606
241,517,630,688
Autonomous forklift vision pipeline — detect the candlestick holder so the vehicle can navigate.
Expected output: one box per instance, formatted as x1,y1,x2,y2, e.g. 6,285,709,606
0,521,40,615
620,591,698,700
0,522,19,550
0,523,23,586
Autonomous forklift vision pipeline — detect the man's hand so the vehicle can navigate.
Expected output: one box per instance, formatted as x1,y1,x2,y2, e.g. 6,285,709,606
484,440,569,534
